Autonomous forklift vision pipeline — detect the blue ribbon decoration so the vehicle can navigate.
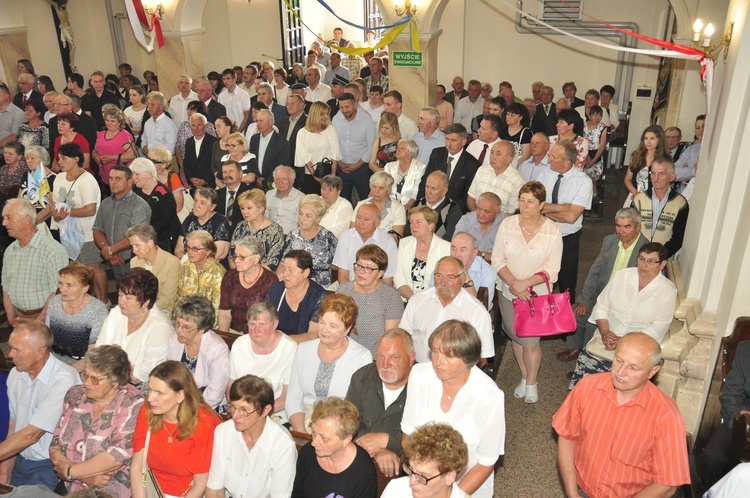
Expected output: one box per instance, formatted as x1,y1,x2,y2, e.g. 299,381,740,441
315,0,411,31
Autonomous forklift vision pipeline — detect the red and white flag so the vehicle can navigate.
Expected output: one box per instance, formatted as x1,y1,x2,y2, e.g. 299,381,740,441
124,0,164,52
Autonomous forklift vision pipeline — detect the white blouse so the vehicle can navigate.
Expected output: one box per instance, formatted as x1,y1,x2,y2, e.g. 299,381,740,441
384,158,427,205
295,126,341,173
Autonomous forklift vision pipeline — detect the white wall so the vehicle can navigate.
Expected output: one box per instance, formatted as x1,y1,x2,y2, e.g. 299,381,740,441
298,0,366,48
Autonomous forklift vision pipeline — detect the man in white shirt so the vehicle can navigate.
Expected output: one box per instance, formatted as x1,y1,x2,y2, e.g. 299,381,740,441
450,232,496,308
304,67,332,103
218,68,251,132
413,107,446,165
168,74,198,125
238,64,259,99
466,114,502,167
383,90,417,139
141,92,177,155
453,80,485,130
467,140,525,214
360,85,385,124
399,256,494,363
265,166,304,235
518,132,551,181
322,53,351,87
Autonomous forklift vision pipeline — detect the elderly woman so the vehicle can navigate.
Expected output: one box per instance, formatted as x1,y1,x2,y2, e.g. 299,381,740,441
337,244,403,356
319,175,353,238
381,423,469,498
211,116,238,185
369,111,401,173
174,230,226,322
174,187,230,261
384,138,426,210
401,321,505,498
492,181,562,404
207,375,297,498
41,262,109,367
49,345,143,497
168,296,230,409
130,361,221,498
230,189,284,270
279,194,338,287
394,206,451,301
124,85,147,141
296,100,340,194
265,250,329,343
19,145,56,229
130,158,179,251
53,112,90,173
569,242,677,388
175,101,217,166
127,225,181,313
228,303,297,422
549,109,589,170
17,100,50,151
219,238,277,334
92,107,135,190
147,145,187,217
95,269,173,386
351,171,406,239
292,397,377,497
286,294,372,433
221,131,257,184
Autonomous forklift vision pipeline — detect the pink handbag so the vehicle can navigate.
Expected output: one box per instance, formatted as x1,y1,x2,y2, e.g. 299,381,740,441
513,272,576,337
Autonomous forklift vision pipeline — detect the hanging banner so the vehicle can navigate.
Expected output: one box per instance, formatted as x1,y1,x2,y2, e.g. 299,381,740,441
124,0,164,52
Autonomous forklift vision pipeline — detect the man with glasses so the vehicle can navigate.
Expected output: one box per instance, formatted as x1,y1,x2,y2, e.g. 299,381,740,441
399,256,493,363
664,126,690,162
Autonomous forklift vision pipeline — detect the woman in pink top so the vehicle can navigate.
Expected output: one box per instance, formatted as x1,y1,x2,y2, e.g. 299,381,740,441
92,107,135,188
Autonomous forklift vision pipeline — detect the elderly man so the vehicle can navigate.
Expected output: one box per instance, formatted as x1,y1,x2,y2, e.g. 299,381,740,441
346,329,415,478
399,256,494,363
168,74,198,126
216,160,252,232
333,203,398,284
419,123,479,213
413,107,445,165
0,322,80,489
91,166,152,296
444,76,468,107
196,78,227,124
467,140,525,215
332,92,376,202
553,332,690,498
531,85,557,136
531,81,545,105
81,71,119,130
0,83,25,155
266,165,304,235
454,80,484,131
249,109,290,190
2,199,68,327
141,91,177,156
256,82,288,125
48,94,96,155
323,52,352,87
467,114,503,167
557,208,648,364
450,232,496,307
218,68,251,132
518,132,551,181
183,113,219,189
409,171,462,241
633,157,689,258
304,67,332,103
364,57,389,94
665,126,690,162
455,191,504,260
382,90,417,139
13,74,43,109
539,141,593,304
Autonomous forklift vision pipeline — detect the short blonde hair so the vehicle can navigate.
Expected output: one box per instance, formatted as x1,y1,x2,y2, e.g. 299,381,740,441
299,194,327,220
311,397,359,439
185,230,217,258
226,132,248,153
237,188,267,210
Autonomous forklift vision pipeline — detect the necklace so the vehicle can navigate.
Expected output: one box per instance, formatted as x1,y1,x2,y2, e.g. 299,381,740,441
241,267,262,287
164,420,178,443
520,220,541,237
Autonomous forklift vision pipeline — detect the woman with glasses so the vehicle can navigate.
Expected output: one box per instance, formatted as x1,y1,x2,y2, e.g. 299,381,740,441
381,423,469,498
230,189,284,271
337,244,403,356
174,230,226,324
394,206,451,301
401,321,505,498
292,397,377,498
49,345,143,497
130,361,221,498
222,131,257,184
491,181,562,404
206,375,297,498
174,187,230,262
167,296,229,409
569,242,677,388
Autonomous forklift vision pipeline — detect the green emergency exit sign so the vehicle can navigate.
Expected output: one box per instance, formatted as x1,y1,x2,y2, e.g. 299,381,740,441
393,51,423,67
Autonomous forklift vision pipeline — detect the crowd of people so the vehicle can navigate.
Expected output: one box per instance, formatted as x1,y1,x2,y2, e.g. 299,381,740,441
0,24,715,498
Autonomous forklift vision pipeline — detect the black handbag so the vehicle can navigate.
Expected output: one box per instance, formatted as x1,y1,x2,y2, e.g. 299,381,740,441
313,157,332,178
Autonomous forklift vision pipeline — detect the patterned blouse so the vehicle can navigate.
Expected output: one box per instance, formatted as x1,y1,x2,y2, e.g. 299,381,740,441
180,213,231,250
375,140,398,169
49,384,144,498
174,258,226,326
17,123,50,151
230,220,285,271
281,227,338,287
549,134,589,171
46,295,109,363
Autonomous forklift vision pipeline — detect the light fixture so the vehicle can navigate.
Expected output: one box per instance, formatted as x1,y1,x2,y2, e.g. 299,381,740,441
394,0,417,17
692,18,733,62
142,1,165,20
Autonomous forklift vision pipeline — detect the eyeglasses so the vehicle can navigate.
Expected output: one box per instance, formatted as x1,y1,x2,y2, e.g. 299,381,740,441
402,460,448,485
637,256,661,265
353,262,379,274
234,253,255,261
226,143,239,149
174,321,199,333
434,272,464,282
80,372,108,386
227,403,258,418
187,246,209,253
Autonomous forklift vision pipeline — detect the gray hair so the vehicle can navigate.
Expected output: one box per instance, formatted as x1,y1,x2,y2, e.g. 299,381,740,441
179,74,193,84
321,174,343,191
273,165,296,181
380,328,415,354
247,301,279,323
256,109,274,123
129,158,157,179
452,231,478,249
615,207,642,225
5,199,36,223
398,138,419,157
257,82,274,94
25,145,51,166
420,107,440,125
174,295,215,332
190,113,208,125
234,238,266,259
444,123,468,139
193,76,209,85
477,191,502,210
652,156,676,174
299,194,328,219
13,321,54,350
85,345,131,387
370,170,395,189
147,91,166,106
126,224,158,243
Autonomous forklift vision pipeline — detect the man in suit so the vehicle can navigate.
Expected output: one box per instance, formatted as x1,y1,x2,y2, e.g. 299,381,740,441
279,94,307,188
531,85,557,136
183,113,219,189
13,73,43,109
556,207,648,364
444,76,468,108
418,123,479,213
250,109,290,190
216,160,252,233
256,82,287,125
196,79,227,125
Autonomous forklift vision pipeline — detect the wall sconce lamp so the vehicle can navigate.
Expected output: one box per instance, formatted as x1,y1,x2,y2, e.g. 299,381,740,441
395,0,418,17
693,19,733,62
143,1,165,20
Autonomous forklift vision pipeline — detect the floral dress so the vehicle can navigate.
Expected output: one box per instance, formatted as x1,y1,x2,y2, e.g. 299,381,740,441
375,140,398,169
583,123,607,181
230,220,285,270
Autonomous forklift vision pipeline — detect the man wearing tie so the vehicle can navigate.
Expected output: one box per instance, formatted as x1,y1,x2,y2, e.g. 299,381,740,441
216,160,251,235
531,85,557,136
466,114,502,167
537,141,593,303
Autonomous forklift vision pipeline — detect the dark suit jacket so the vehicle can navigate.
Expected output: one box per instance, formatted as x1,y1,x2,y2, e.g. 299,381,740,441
532,103,557,136
268,102,288,125
278,113,307,166
48,112,97,158
249,131,291,185
576,233,648,306
13,90,43,108
672,142,691,163
206,99,227,125
327,98,340,118
571,97,585,109
405,196,463,242
183,134,219,188
445,89,468,108
216,181,253,231
418,148,479,213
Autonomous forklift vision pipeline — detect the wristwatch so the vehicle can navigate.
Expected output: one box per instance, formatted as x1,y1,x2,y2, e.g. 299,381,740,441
107,247,113,256
66,465,73,482
463,279,475,288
